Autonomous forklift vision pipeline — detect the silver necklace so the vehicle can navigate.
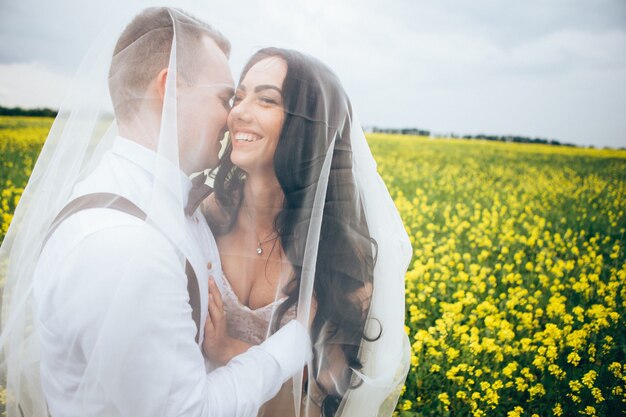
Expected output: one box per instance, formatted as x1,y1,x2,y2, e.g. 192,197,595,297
243,204,278,255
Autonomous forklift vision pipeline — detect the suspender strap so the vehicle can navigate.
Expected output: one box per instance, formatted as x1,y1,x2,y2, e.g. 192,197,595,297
44,192,202,343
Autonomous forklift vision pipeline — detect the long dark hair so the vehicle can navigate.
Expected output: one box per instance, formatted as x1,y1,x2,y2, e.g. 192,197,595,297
209,48,377,416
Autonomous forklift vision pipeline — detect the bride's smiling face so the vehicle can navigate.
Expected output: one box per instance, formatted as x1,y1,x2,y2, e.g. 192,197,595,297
227,56,287,174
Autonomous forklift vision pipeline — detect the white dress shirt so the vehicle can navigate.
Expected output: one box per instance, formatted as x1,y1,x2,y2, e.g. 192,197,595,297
34,137,310,417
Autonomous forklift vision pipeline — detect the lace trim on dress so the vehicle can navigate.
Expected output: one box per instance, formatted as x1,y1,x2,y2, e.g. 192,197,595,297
215,272,294,345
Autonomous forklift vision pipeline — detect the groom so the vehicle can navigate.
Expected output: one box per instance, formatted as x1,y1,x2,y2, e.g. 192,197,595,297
34,7,309,417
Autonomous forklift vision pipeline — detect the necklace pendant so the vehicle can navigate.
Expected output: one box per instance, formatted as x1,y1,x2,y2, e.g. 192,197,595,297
257,244,263,256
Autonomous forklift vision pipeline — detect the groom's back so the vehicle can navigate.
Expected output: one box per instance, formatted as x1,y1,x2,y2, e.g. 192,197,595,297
35,211,164,417
33,140,198,416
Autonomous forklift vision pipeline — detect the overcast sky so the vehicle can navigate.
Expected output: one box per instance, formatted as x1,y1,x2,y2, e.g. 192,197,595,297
1,0,625,148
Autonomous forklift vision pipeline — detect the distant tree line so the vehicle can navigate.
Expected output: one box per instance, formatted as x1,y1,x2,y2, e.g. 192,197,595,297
0,106,57,117
372,127,432,136
463,134,573,147
369,126,579,147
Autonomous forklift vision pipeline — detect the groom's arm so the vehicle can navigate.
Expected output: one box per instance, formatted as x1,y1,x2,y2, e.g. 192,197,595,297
54,221,310,417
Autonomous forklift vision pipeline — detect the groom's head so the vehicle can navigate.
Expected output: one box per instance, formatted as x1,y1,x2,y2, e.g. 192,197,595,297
109,7,234,173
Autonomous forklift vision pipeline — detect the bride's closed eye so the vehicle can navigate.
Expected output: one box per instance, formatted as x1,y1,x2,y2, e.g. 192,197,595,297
259,96,278,105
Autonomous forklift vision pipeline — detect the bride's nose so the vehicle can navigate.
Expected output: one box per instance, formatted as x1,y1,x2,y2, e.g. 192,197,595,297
229,99,253,123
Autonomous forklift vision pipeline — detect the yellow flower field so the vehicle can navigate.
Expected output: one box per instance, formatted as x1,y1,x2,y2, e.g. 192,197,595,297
368,134,626,416
1,117,625,416
0,117,52,239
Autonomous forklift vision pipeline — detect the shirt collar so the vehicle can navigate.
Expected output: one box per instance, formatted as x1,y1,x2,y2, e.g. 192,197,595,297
110,136,193,209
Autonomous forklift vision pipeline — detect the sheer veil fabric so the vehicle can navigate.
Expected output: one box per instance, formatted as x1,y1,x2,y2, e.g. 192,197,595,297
292,100,413,417
297,74,412,417
0,6,412,417
334,112,412,417
0,7,236,416
209,48,412,417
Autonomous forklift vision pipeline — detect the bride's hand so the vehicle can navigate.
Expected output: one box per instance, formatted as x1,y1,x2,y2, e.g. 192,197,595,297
203,277,236,365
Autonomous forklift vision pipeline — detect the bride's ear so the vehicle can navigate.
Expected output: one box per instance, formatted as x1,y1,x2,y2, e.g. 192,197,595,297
156,68,169,102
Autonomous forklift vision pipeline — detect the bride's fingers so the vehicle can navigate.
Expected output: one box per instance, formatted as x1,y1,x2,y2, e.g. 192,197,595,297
208,292,223,326
205,306,215,335
208,277,224,313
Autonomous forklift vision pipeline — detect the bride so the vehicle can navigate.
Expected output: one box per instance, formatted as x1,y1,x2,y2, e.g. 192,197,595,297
201,48,412,417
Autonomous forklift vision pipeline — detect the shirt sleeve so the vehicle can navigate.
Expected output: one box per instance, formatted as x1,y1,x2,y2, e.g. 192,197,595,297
38,220,311,417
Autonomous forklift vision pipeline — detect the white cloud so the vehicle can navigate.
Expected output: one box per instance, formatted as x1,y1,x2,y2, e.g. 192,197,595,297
0,0,624,148
499,30,626,75
0,63,71,109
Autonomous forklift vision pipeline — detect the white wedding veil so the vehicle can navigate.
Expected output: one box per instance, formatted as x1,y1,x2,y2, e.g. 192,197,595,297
208,48,412,417
0,6,411,417
0,7,235,416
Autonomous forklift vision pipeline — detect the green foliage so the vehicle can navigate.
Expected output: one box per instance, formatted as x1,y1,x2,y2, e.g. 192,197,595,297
0,106,57,117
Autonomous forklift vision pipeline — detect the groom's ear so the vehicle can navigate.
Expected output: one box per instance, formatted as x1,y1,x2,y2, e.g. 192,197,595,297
156,68,169,102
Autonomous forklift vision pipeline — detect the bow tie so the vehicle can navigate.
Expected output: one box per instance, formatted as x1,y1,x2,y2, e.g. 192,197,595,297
185,172,213,216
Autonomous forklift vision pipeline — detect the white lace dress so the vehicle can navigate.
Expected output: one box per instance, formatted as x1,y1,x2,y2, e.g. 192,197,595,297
215,273,323,417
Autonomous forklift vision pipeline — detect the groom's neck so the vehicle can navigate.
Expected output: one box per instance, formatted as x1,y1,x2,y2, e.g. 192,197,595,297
118,121,159,151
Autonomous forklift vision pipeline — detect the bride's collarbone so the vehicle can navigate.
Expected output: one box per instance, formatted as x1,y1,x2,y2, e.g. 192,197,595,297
217,227,292,301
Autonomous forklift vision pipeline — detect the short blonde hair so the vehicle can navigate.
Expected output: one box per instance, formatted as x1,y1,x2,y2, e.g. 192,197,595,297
108,7,230,121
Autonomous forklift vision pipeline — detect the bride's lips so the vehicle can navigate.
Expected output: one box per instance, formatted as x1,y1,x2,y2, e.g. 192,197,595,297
231,129,263,144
